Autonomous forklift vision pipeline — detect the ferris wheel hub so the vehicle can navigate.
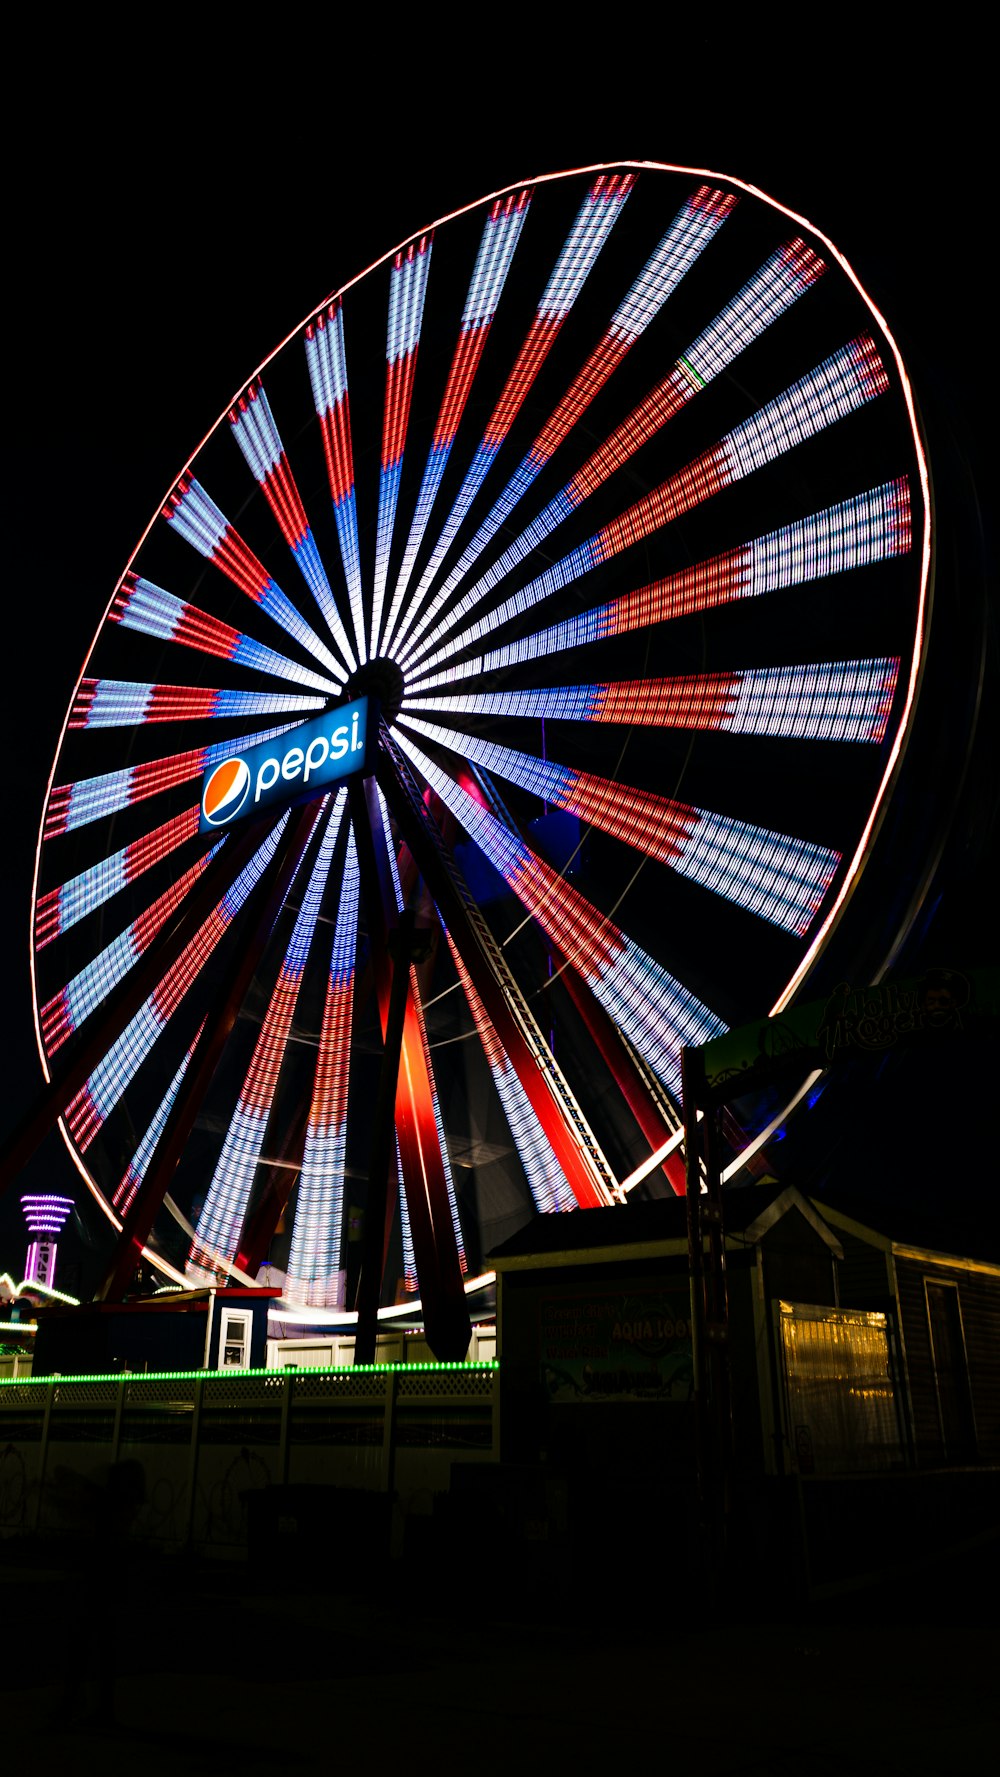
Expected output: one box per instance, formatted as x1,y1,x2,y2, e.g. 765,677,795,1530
344,656,405,726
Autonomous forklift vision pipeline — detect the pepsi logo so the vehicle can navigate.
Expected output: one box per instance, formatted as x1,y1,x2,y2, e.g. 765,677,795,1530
198,698,369,834
202,757,251,826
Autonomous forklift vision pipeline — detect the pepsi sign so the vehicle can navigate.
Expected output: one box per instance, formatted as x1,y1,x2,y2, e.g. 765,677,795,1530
200,697,371,832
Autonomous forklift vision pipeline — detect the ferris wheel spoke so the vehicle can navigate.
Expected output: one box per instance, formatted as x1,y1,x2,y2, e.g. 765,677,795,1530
44,721,301,837
63,814,293,1153
36,805,203,947
471,479,913,676
406,333,889,684
284,817,358,1308
39,846,224,1055
383,191,533,655
369,236,434,659
113,1035,203,1217
403,172,636,627
187,797,342,1283
443,931,577,1215
228,380,358,671
163,474,348,683
399,186,750,663
111,574,342,695
415,657,901,745
396,732,727,1101
69,677,325,730
304,299,366,661
399,711,841,935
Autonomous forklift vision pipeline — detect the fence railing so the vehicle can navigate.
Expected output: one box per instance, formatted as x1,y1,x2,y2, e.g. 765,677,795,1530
0,1363,499,1552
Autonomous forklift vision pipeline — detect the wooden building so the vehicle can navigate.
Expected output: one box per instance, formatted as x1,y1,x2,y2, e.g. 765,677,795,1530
490,1181,1000,1481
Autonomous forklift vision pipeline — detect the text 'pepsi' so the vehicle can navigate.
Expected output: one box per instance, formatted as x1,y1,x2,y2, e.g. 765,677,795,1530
200,697,370,831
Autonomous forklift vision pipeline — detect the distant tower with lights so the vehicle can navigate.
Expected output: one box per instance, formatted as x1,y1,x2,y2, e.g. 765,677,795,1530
21,1195,74,1290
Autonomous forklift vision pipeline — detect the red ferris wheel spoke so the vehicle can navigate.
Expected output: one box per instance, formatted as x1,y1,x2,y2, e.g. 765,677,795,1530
69,678,324,730
472,479,913,676
36,804,202,947
405,172,636,624
111,574,341,694
412,657,901,746
369,235,434,659
304,298,366,661
43,720,299,836
406,334,888,684
399,711,842,936
383,189,533,652
228,380,359,673
40,847,222,1054
163,473,348,683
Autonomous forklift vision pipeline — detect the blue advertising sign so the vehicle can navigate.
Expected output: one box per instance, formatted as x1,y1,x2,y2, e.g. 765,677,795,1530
199,697,371,832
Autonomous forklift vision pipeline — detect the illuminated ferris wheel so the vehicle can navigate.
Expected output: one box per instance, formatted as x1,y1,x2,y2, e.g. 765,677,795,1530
31,164,930,1355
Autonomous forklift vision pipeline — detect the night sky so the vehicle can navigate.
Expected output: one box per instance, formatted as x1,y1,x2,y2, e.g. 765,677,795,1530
3,34,995,1293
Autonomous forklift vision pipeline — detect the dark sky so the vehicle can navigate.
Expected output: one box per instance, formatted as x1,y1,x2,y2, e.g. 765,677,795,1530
3,34,995,1286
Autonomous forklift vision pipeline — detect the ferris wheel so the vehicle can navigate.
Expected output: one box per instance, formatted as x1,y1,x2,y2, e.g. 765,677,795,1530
30,163,930,1356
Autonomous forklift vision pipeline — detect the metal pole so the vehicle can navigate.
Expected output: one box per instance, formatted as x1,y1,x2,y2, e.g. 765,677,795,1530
354,911,416,1365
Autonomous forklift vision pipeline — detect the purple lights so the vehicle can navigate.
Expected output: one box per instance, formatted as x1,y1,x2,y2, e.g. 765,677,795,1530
20,1196,74,1290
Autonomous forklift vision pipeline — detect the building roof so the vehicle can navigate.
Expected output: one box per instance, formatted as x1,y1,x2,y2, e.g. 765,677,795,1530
488,1177,998,1275
487,1181,831,1270
809,1187,1000,1266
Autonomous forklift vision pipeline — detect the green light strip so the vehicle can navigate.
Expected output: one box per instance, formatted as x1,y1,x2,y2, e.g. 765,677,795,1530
0,1360,499,1388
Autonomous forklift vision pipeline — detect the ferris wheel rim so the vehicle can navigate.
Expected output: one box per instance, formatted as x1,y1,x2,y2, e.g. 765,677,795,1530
30,162,931,1305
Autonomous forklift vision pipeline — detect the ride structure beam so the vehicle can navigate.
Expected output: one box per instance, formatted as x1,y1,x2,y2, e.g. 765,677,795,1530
348,772,471,1363
376,741,614,1210
96,803,319,1302
558,962,687,1195
0,816,294,1199
354,909,424,1365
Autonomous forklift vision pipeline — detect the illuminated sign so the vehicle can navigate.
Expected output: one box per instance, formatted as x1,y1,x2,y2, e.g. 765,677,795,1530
199,698,371,832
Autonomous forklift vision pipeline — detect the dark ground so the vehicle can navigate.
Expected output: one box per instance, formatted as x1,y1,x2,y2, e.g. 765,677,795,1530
1,1525,997,1771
